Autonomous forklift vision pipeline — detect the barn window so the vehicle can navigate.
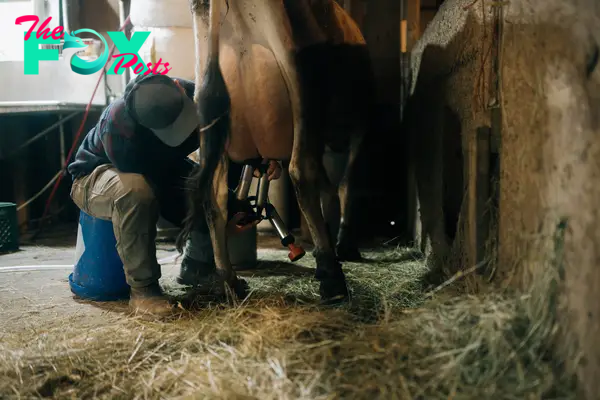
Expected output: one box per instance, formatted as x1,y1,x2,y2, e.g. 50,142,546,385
0,0,36,61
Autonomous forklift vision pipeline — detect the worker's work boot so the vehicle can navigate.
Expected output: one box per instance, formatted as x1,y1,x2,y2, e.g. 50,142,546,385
129,282,174,318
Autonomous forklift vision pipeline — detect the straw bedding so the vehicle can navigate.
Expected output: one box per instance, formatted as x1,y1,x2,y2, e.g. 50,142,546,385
0,246,576,399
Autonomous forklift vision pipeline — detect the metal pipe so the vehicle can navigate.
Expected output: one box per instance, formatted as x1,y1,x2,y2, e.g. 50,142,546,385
256,174,270,210
5,111,80,159
62,0,71,33
118,0,131,90
33,0,46,18
0,101,83,108
236,165,254,201
58,0,64,30
0,254,179,273
0,101,104,115
268,207,290,242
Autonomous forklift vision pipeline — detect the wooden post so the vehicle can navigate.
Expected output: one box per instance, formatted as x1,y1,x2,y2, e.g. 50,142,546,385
406,107,421,248
406,157,417,247
13,150,29,234
401,0,413,245
468,127,491,271
343,0,352,14
5,116,31,233
476,129,491,271
351,0,367,31
419,0,438,36
487,0,503,278
401,20,408,53
405,0,421,52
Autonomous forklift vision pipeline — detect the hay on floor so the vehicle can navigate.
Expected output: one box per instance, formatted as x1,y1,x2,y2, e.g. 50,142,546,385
0,247,576,399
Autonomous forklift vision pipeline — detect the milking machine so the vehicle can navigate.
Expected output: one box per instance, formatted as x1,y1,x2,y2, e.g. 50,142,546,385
228,159,306,262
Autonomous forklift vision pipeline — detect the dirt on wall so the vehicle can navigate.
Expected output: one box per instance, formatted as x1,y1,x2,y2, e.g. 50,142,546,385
405,0,600,398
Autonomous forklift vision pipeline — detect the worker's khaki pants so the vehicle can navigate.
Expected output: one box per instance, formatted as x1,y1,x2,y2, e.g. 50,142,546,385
70,162,213,288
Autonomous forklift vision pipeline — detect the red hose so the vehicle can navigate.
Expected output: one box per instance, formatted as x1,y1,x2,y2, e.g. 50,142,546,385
39,16,131,229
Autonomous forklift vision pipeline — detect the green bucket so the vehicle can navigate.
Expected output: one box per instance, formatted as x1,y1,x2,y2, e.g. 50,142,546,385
0,202,19,253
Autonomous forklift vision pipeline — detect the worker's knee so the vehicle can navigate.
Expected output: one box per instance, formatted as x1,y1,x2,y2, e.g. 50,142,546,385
116,173,156,206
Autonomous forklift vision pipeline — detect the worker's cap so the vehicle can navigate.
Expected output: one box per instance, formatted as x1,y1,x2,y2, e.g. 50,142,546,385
124,74,199,147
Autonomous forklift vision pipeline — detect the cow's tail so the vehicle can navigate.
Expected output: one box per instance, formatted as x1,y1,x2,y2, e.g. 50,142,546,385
176,0,230,253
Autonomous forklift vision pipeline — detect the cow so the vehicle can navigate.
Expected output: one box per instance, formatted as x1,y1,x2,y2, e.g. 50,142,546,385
405,0,599,397
176,0,376,304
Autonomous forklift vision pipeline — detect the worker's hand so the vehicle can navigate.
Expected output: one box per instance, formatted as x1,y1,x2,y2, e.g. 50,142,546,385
253,160,282,181
266,160,282,180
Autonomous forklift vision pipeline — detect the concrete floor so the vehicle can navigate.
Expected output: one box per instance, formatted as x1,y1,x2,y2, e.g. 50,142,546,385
0,224,302,334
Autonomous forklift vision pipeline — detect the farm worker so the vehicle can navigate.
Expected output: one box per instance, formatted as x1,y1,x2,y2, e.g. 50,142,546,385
67,73,282,317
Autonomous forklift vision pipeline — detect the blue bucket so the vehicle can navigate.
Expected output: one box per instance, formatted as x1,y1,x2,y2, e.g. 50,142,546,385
69,210,130,301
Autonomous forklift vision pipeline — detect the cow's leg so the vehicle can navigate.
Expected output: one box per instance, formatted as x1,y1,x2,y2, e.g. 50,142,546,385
290,143,348,303
319,182,341,244
208,157,229,283
336,133,363,261
188,0,246,299
258,6,347,303
205,156,248,297
289,63,348,303
319,160,342,250
320,146,347,248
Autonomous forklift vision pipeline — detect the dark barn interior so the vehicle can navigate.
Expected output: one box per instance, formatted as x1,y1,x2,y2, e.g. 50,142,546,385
1,0,599,399
0,0,447,245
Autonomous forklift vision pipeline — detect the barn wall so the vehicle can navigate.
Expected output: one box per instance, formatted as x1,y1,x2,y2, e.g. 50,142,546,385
0,112,101,231
497,18,600,400
0,0,124,231
407,0,600,397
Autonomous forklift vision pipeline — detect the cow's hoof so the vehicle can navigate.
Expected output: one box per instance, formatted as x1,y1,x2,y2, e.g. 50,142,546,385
177,258,218,287
319,278,350,306
230,277,249,300
336,243,362,262
183,272,225,296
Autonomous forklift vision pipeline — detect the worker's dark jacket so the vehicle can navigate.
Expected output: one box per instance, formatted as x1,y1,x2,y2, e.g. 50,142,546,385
67,73,199,185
